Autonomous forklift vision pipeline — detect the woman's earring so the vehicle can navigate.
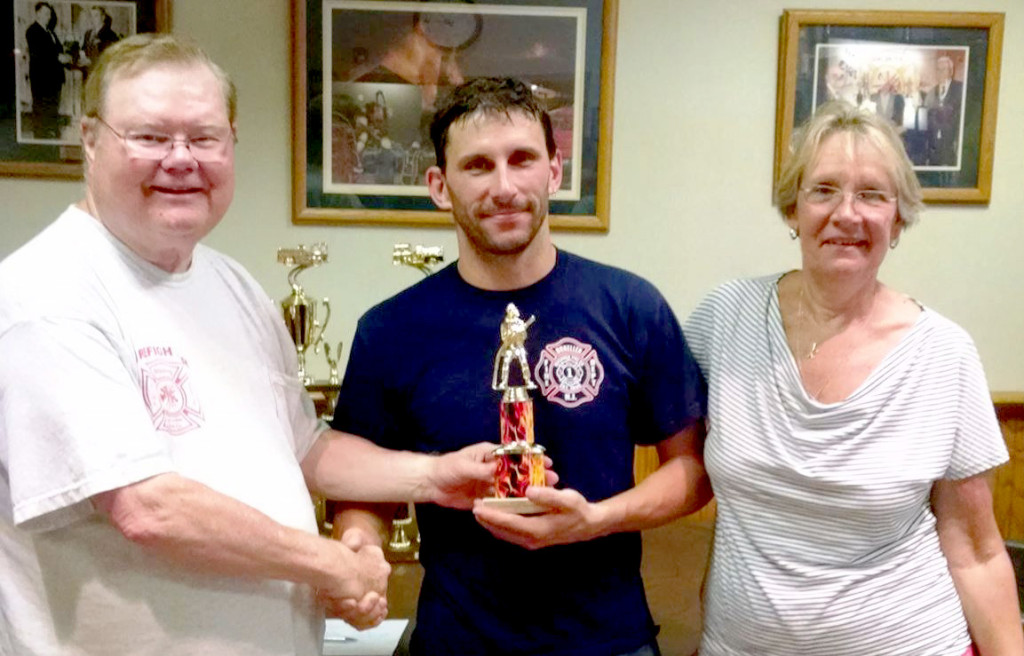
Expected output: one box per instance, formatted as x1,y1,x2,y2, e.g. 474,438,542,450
889,236,900,249
789,228,799,240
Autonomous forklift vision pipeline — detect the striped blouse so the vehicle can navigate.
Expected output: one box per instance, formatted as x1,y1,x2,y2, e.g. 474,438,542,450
683,274,1008,656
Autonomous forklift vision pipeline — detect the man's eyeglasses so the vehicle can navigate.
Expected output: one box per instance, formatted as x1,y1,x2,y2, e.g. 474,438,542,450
93,116,234,162
800,184,896,212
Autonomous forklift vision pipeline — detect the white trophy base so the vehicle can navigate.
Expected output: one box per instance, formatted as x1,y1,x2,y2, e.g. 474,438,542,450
479,497,545,515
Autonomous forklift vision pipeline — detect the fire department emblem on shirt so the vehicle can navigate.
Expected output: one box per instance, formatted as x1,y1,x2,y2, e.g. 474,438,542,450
533,337,605,408
139,354,205,435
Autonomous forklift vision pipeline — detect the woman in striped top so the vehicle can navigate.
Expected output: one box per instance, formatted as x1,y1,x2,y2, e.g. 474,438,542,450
684,101,1022,655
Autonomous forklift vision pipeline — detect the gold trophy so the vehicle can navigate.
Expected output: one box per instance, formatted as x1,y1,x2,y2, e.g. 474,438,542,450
278,243,330,385
393,243,444,276
481,303,547,514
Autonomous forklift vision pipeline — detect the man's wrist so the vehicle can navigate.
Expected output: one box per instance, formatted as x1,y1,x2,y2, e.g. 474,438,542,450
294,530,347,589
415,453,441,505
334,505,390,546
590,497,623,540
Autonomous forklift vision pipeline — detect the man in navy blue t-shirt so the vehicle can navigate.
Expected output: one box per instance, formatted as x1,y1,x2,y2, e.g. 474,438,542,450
332,78,710,656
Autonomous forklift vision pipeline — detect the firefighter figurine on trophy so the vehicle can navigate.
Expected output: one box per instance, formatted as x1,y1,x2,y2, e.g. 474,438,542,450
483,303,547,514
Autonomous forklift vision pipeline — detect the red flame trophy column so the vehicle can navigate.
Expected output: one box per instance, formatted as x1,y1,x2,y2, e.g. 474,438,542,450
483,303,547,514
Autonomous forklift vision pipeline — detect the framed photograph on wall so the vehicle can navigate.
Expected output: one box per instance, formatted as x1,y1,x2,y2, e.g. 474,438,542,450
291,0,617,230
775,10,1004,204
2,0,171,179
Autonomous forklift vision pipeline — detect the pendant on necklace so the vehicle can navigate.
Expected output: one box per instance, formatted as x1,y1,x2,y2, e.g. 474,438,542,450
806,341,819,359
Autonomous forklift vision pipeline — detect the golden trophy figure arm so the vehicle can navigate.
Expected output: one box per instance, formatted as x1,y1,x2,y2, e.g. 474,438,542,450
492,348,507,391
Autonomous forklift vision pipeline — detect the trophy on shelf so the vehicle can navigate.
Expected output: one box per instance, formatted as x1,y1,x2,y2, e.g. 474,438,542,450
482,303,547,514
277,243,331,386
387,503,416,552
393,243,444,276
319,340,343,386
380,243,444,560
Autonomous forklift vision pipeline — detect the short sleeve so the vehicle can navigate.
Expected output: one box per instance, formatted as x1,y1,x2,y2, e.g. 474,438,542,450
945,341,1008,480
632,285,707,444
258,294,327,461
682,288,719,375
269,368,326,462
330,315,406,450
0,319,172,531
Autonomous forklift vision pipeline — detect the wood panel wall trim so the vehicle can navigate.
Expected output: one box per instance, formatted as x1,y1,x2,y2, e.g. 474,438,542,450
994,391,1024,405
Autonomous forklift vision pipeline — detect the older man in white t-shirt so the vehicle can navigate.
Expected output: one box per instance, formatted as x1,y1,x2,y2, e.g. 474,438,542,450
0,33,495,656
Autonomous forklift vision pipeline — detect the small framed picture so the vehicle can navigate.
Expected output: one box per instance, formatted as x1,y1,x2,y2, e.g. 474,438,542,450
3,0,171,179
775,10,1004,204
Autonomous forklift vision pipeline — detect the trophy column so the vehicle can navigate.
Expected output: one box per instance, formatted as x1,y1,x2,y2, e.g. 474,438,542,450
485,303,547,514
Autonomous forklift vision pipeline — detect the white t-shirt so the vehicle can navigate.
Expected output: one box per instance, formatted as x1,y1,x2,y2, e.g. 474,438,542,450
684,275,1008,656
0,206,326,655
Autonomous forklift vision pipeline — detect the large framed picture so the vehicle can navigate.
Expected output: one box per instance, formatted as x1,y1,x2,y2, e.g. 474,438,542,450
3,0,171,179
775,10,1004,204
292,0,617,230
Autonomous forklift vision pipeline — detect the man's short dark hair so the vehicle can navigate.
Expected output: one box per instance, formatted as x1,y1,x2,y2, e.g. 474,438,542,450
429,77,556,171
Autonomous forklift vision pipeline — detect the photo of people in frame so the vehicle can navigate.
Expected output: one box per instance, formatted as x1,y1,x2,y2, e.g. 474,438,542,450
813,42,969,171
325,2,583,199
13,1,137,145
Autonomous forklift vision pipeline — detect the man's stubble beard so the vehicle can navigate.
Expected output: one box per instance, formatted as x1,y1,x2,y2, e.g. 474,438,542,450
452,196,549,258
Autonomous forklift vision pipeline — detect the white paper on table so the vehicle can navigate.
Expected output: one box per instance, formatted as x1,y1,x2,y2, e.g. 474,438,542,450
322,619,409,656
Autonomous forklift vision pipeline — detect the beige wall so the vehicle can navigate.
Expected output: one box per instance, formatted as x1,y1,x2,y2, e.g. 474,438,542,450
2,0,1021,389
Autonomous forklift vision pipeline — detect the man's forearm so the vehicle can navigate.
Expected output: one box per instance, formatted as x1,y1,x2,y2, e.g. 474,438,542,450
592,451,712,537
303,430,496,509
93,472,375,595
593,422,711,536
302,430,438,503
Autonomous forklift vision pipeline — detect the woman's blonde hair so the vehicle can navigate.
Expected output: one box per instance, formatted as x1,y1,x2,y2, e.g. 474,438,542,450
774,100,923,228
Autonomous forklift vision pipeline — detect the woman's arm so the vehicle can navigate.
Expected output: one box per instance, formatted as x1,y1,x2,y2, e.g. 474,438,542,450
932,471,1023,655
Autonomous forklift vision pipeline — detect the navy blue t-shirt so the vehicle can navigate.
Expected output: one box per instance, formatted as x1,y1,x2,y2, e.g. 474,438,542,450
332,251,706,656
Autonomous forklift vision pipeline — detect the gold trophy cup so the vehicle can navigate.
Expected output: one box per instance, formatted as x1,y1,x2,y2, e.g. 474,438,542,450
278,243,330,385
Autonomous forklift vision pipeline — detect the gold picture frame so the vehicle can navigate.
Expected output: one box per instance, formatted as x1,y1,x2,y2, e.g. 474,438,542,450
291,0,617,230
775,10,1004,204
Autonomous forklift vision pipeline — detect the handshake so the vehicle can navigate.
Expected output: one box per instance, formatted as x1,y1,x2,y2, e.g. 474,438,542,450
309,441,499,629
316,526,392,630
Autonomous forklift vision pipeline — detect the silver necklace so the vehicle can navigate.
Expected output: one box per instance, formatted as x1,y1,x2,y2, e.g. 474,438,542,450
796,284,865,399
797,286,825,360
